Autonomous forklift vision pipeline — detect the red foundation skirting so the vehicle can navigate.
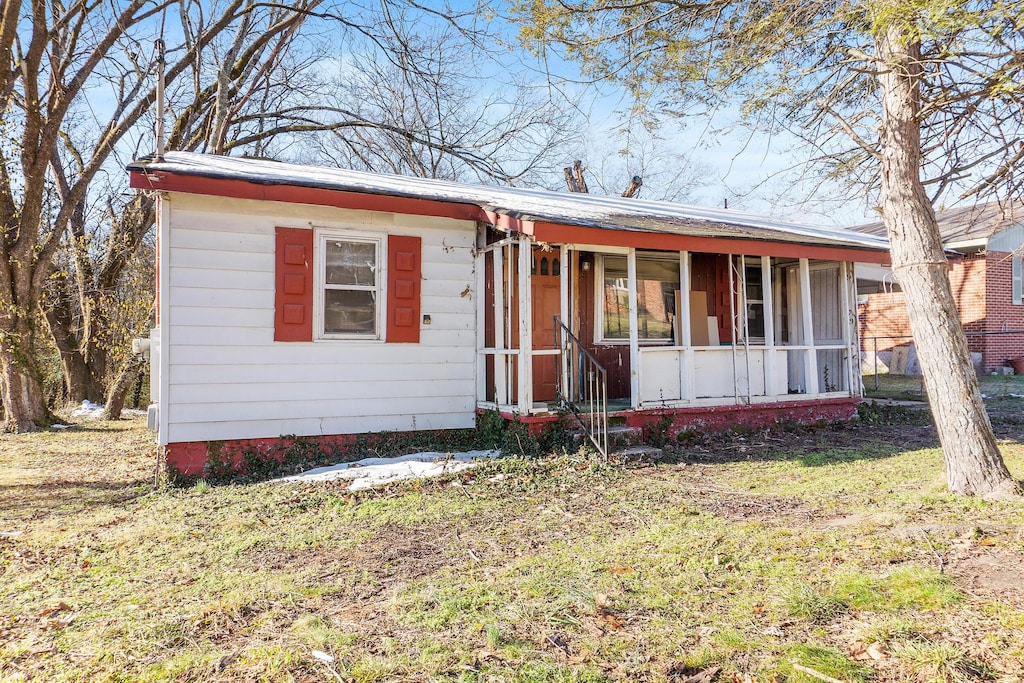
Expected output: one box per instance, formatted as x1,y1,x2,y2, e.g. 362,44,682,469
485,397,860,434
166,398,860,477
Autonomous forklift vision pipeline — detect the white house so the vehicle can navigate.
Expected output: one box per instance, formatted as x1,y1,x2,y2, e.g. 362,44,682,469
128,152,890,476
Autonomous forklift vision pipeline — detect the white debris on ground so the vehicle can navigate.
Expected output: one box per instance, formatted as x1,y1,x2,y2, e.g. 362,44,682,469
68,400,146,420
273,450,501,490
51,400,145,428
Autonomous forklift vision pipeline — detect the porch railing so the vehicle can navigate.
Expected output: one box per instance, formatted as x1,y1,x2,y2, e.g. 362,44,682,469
554,316,608,457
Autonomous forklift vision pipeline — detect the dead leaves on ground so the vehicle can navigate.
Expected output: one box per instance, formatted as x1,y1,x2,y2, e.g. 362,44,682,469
848,639,889,661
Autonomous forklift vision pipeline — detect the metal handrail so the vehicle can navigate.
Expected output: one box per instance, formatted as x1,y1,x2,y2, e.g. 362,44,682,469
554,316,608,457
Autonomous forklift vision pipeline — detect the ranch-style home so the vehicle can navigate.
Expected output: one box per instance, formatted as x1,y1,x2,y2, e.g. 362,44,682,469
127,152,890,476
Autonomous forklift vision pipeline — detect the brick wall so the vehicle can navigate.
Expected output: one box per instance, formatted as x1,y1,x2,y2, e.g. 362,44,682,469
858,291,911,353
981,251,1024,368
858,253,989,359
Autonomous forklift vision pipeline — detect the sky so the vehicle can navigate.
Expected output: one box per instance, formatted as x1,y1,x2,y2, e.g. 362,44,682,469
467,6,879,229
78,0,879,230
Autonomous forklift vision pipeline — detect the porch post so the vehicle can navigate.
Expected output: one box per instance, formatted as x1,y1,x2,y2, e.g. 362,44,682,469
738,255,752,403
628,247,640,408
475,238,486,405
728,256,740,401
493,245,507,406
517,234,533,413
761,255,776,396
680,251,693,401
840,261,859,396
799,258,819,394
559,244,570,401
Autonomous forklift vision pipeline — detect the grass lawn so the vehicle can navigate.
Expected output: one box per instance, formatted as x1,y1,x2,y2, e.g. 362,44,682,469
863,373,1024,403
2,414,1024,682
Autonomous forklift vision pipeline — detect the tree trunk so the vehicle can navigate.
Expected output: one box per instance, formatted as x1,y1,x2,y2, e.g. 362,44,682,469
876,26,1020,499
46,296,107,404
0,322,53,432
102,354,144,420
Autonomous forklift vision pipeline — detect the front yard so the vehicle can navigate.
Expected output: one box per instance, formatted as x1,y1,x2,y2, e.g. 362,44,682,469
2,410,1024,682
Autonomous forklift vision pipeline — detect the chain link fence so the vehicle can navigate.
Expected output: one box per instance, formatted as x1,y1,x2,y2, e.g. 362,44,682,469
861,329,1024,400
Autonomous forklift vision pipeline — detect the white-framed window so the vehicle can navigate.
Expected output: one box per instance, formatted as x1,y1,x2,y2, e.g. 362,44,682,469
597,253,679,343
315,230,384,339
743,263,766,343
1013,254,1022,305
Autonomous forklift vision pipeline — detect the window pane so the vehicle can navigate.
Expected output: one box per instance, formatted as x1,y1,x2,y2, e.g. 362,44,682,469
745,266,763,300
324,289,376,335
1013,256,1022,305
602,256,679,340
325,240,376,286
747,303,765,339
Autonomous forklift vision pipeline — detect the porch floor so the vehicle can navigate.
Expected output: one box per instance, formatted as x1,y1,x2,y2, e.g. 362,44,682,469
525,397,631,415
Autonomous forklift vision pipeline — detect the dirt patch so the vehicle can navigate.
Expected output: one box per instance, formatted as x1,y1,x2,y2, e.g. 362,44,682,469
946,544,1024,605
672,421,942,466
247,523,463,590
691,492,817,522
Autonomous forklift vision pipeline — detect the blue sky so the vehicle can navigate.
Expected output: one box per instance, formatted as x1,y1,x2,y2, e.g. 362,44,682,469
471,4,877,228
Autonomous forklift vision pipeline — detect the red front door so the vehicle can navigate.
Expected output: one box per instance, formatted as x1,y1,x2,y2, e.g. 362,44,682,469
532,254,560,401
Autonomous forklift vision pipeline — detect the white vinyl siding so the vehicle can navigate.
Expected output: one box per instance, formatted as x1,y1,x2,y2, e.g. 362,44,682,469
162,194,477,445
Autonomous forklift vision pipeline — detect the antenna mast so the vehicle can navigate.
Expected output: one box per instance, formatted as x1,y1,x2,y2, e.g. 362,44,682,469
155,39,166,160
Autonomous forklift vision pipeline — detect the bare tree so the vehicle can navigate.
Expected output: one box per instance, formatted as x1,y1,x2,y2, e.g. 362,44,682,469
0,0,341,431
300,7,582,185
25,0,584,425
577,124,712,202
42,0,335,413
518,0,1023,497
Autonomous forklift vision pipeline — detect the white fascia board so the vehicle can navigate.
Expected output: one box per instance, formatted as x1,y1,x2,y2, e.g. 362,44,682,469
944,238,987,252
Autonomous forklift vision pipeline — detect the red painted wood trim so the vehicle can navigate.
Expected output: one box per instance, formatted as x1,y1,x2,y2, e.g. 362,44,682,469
275,227,313,342
531,222,892,264
387,235,421,343
130,170,889,264
131,171,484,223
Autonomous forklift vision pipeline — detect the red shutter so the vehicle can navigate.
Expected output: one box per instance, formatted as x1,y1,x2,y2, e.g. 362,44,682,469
275,227,313,342
387,235,421,343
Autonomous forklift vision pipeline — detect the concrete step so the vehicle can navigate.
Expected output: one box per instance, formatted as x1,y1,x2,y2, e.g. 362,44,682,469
607,424,644,450
611,444,665,463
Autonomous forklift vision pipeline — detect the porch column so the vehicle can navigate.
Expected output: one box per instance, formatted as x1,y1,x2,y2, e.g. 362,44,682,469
840,261,860,396
517,233,533,413
680,251,693,401
493,245,507,406
628,247,640,408
799,258,819,394
761,255,776,396
475,240,487,404
559,244,570,400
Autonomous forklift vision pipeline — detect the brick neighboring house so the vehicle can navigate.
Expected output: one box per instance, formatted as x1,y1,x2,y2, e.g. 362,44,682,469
855,202,1024,374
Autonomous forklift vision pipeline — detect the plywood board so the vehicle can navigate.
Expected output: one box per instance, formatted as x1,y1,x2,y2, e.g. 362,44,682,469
707,317,720,346
689,291,710,346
